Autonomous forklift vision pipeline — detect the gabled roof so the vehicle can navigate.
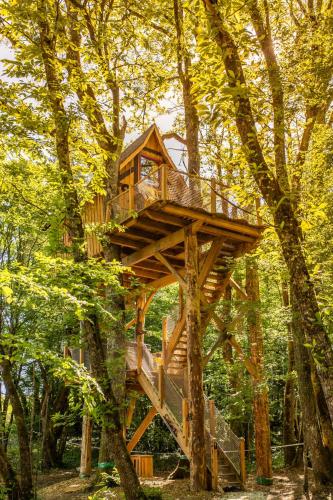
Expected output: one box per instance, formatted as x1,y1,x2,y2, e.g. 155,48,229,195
119,123,177,170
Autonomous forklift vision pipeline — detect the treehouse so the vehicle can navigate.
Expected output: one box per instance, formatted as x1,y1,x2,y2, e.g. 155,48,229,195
71,124,264,490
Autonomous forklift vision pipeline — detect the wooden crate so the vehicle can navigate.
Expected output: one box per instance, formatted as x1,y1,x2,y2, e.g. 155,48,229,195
131,454,153,478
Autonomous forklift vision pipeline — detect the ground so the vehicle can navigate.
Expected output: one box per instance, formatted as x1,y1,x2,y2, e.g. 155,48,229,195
37,468,333,499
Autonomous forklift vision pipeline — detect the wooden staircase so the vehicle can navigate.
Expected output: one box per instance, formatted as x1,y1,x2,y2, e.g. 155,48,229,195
126,341,244,491
165,260,231,376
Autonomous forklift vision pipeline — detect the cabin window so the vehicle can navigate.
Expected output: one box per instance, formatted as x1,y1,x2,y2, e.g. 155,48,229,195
139,155,160,186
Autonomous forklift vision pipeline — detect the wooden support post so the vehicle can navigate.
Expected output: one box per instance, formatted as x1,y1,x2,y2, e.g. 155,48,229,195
162,317,168,366
209,400,216,437
211,439,219,491
80,415,93,478
161,163,168,200
211,178,217,213
136,294,145,373
129,184,134,211
184,226,207,491
158,365,164,406
182,398,189,445
240,437,246,486
127,407,157,453
63,345,70,358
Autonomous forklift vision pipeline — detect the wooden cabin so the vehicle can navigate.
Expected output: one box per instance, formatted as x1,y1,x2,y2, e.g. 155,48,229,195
70,124,264,490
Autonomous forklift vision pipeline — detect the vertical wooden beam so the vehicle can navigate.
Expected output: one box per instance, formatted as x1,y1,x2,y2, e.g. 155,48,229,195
209,400,216,437
182,398,189,445
80,415,92,478
240,437,246,486
162,317,168,366
136,294,145,373
161,163,168,200
211,439,219,491
210,178,217,213
158,365,164,406
63,345,70,358
184,226,207,491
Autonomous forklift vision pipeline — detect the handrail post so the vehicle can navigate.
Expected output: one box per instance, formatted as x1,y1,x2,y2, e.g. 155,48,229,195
210,178,217,213
211,438,219,490
240,437,246,486
136,294,145,373
182,398,189,445
161,164,168,200
158,365,164,407
162,317,168,366
129,185,134,211
209,400,216,437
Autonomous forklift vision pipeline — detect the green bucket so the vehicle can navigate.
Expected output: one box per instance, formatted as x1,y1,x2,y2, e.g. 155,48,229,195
98,461,115,470
256,476,273,486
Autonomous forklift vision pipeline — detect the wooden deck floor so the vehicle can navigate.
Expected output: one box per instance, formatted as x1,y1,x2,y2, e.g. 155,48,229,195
107,200,264,288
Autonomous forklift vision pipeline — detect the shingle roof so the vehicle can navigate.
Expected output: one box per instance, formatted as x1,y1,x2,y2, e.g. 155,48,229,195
119,124,155,165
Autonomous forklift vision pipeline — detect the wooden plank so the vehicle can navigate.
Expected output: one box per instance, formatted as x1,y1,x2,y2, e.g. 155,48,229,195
122,221,202,267
229,277,248,300
108,235,144,249
145,209,184,227
162,204,262,237
155,252,186,289
127,407,157,452
162,318,168,365
132,267,164,280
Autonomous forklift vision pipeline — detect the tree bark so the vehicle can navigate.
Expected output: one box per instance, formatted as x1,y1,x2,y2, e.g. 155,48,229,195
282,283,299,467
245,258,272,481
0,441,21,500
184,227,207,491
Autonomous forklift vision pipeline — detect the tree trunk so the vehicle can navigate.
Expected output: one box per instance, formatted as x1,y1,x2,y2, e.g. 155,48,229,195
0,441,22,500
245,258,272,482
1,360,33,498
184,226,207,491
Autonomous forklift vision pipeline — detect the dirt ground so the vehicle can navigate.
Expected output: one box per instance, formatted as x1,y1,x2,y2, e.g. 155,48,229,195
37,468,333,499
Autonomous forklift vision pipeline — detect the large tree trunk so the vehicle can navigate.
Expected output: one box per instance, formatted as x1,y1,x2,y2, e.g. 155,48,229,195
184,227,207,491
1,360,33,498
282,283,299,467
245,258,272,482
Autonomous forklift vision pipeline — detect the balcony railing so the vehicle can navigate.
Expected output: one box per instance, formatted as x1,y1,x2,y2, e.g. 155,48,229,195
110,164,261,225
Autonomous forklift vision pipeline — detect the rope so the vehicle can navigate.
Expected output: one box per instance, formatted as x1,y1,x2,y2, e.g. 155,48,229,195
245,442,304,452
